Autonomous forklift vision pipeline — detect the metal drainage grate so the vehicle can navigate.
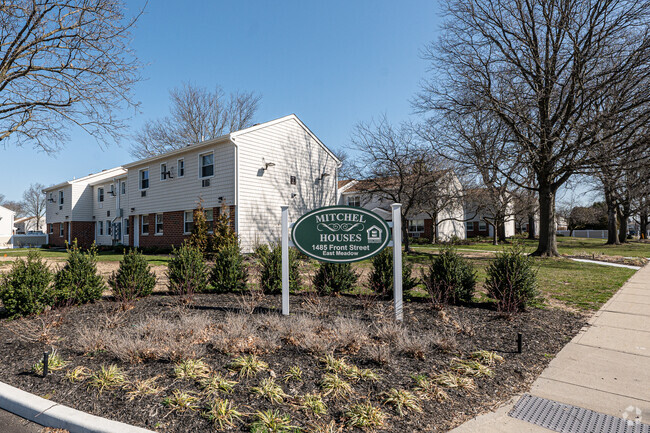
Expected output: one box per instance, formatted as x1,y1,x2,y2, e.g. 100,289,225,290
509,394,650,433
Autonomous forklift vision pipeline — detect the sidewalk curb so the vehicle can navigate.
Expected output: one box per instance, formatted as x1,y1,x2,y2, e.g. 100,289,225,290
0,381,155,433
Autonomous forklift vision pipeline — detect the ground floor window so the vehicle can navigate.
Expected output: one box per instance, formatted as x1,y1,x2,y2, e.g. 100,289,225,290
49,224,53,234
347,195,361,207
107,220,112,236
408,219,425,233
124,219,129,236
60,224,64,237
141,215,149,235
479,220,487,231
97,221,103,236
184,211,193,234
155,214,163,234
466,221,474,235
205,209,214,232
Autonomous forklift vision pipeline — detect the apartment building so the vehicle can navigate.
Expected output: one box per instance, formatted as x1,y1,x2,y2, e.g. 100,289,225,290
44,115,340,252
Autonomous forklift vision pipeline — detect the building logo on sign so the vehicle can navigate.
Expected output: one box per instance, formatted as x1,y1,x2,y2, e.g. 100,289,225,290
367,225,382,243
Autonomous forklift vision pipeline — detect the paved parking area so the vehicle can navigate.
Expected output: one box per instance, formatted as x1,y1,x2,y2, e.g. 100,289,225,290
0,408,42,433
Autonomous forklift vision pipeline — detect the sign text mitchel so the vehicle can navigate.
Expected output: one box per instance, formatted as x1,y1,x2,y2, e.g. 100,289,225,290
292,206,391,263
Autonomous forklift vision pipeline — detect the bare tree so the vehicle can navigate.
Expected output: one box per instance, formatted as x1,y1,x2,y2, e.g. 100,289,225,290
0,199,24,216
350,116,445,252
131,83,261,158
21,183,45,231
0,0,142,153
416,0,650,256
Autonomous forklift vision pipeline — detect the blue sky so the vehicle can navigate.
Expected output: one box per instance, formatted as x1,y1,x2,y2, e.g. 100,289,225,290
0,0,443,202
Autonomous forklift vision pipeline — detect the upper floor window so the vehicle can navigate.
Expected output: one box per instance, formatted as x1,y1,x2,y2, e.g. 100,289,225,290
58,190,64,205
178,159,185,177
49,192,53,202
408,219,425,233
200,153,214,178
121,182,126,194
160,163,168,181
98,188,104,202
347,196,361,207
140,169,149,190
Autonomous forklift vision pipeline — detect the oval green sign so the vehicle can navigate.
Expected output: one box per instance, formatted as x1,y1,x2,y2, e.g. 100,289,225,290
292,206,391,263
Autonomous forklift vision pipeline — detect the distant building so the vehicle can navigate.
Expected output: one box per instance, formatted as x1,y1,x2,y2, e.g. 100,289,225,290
14,215,46,234
0,205,15,249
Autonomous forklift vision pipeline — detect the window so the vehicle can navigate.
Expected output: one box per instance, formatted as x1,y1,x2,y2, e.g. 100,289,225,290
184,211,193,234
466,221,474,233
59,190,64,205
160,163,167,181
155,214,163,234
290,176,296,185
141,215,149,234
408,219,425,233
178,159,185,177
49,224,53,234
205,210,214,232
49,193,53,202
98,188,104,202
124,218,129,236
140,169,149,190
347,196,361,207
479,221,487,231
107,220,112,236
121,182,126,195
98,221,104,236
200,153,214,178
60,224,64,237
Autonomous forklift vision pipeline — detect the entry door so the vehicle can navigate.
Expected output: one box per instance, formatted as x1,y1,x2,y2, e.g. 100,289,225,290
133,217,139,247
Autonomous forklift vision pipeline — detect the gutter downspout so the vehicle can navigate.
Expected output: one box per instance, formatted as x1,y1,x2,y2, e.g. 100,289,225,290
231,136,239,234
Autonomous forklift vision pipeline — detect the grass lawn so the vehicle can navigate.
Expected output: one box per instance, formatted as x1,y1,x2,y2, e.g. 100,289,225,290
411,237,650,258
1,248,171,265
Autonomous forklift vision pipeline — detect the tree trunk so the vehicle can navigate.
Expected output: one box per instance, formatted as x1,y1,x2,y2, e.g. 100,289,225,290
497,218,507,243
491,222,498,246
527,214,536,239
402,216,411,252
532,183,559,256
431,212,438,244
605,196,619,245
618,203,630,244
640,212,648,240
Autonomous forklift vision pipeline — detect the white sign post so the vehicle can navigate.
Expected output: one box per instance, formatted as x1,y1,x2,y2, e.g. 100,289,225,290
391,203,403,322
280,203,403,321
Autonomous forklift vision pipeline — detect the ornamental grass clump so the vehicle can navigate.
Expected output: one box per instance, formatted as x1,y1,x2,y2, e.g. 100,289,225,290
53,241,105,306
485,247,539,312
108,249,156,303
0,250,53,318
201,398,243,430
167,242,209,301
312,262,358,295
368,248,418,298
345,402,386,430
251,377,287,404
250,410,295,433
422,247,476,305
257,243,300,294
32,349,67,375
382,388,422,416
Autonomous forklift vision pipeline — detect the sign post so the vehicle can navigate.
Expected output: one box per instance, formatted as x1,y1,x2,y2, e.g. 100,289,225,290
281,205,290,316
391,204,403,321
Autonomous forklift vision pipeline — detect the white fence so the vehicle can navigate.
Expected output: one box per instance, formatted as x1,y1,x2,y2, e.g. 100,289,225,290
557,230,607,239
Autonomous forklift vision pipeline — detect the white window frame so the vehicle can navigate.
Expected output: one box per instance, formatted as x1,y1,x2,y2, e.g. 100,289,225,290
479,220,487,231
139,168,150,190
49,224,53,234
184,210,193,234
141,215,149,235
60,224,64,237
160,163,168,181
198,152,214,179
58,190,64,205
97,221,103,237
107,220,112,236
205,209,214,233
466,221,474,233
124,218,129,236
177,158,185,177
155,213,163,235
347,195,361,207
121,181,126,195
408,219,425,233
98,187,104,203
49,192,53,202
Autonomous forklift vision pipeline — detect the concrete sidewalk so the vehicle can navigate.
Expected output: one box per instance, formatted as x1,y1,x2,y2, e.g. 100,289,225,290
451,264,650,432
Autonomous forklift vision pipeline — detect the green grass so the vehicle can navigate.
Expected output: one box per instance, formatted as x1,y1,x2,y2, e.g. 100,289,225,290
3,248,171,264
411,237,650,258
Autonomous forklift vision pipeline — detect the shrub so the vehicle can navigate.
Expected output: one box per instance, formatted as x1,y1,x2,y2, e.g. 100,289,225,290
209,241,248,293
187,201,209,256
422,247,476,305
485,247,538,312
108,249,157,303
368,248,418,298
312,262,358,296
209,205,238,252
0,251,53,319
258,243,300,294
53,241,105,307
167,243,209,300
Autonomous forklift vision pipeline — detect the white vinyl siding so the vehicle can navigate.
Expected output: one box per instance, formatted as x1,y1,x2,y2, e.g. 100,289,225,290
235,117,338,252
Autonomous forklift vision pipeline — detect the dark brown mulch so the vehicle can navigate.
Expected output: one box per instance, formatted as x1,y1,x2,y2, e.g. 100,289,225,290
0,294,586,432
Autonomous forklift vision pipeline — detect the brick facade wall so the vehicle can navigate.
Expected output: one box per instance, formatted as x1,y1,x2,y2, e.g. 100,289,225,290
466,221,490,237
71,221,96,248
50,222,67,247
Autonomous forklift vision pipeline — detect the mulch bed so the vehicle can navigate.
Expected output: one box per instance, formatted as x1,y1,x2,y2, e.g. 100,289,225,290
0,294,586,432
